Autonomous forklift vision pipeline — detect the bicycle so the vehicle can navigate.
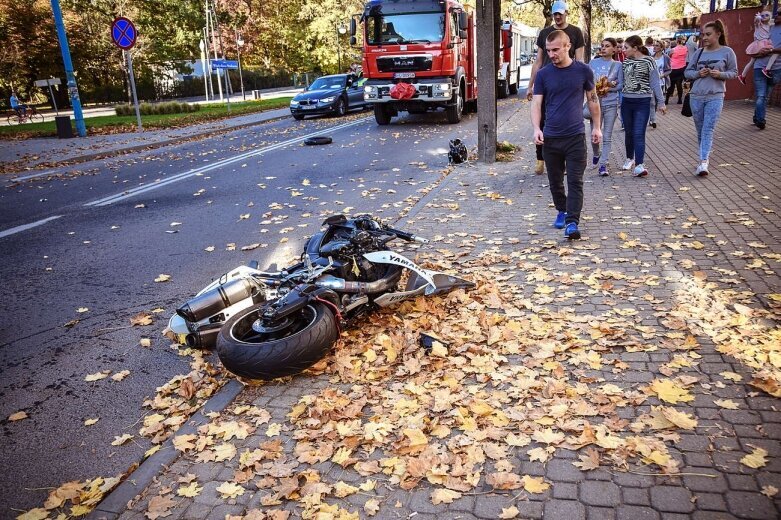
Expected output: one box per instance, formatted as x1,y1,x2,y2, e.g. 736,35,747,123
6,106,44,125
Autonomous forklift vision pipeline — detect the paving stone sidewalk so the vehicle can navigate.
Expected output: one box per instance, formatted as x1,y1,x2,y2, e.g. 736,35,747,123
107,99,779,520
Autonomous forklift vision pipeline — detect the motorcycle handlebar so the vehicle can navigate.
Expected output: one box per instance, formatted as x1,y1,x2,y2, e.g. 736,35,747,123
387,227,429,244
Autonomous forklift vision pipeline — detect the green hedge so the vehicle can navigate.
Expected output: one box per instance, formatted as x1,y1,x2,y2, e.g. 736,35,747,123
114,101,200,116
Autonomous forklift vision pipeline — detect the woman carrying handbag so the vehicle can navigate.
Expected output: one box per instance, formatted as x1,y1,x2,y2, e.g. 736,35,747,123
683,20,738,177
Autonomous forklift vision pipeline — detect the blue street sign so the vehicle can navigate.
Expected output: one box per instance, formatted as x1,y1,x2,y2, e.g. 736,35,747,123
211,59,239,70
112,17,137,50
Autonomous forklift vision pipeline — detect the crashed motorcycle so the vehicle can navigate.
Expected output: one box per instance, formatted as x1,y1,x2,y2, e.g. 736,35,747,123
168,214,474,380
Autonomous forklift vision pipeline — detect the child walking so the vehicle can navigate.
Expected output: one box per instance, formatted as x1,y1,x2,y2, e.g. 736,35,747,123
738,4,777,82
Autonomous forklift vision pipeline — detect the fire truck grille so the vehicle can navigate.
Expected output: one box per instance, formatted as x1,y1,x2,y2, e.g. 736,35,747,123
377,55,432,72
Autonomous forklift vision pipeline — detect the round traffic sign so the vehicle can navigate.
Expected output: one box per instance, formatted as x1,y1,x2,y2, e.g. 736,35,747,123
111,17,137,50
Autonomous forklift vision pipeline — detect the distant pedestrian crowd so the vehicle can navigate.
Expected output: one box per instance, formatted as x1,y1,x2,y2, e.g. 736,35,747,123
525,1,780,241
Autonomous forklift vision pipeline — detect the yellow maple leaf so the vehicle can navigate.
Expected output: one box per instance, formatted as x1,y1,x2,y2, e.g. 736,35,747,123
84,371,110,382
741,447,768,469
714,399,740,410
648,379,694,404
720,371,743,382
265,423,282,437
177,482,202,498
359,480,377,491
216,482,245,498
431,488,462,504
173,434,197,452
333,482,359,498
145,445,161,458
331,447,353,466
660,407,698,430
111,434,133,446
403,428,429,447
532,427,565,445
364,498,380,516
521,475,550,494
499,506,520,519
213,442,237,462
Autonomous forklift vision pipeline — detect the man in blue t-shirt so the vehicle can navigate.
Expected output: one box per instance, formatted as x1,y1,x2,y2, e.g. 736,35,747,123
752,11,781,130
532,30,601,240
10,92,27,117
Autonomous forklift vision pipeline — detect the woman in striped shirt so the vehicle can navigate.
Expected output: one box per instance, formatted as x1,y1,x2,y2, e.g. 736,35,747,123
620,35,667,177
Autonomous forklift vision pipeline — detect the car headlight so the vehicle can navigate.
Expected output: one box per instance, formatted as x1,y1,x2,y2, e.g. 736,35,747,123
320,96,336,103
290,100,299,106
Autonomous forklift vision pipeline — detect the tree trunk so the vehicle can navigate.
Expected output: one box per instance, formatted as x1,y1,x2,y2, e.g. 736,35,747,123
580,0,591,63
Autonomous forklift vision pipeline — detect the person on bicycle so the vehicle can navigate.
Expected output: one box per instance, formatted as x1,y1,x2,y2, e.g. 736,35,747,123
10,92,27,117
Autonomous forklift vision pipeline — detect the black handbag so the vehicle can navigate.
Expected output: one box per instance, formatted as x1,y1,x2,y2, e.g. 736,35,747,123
681,50,703,118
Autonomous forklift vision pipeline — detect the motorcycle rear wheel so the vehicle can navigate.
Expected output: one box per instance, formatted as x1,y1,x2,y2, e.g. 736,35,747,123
216,301,338,380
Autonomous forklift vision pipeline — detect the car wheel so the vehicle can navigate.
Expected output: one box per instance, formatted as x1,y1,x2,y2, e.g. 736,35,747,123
336,97,347,117
293,114,305,121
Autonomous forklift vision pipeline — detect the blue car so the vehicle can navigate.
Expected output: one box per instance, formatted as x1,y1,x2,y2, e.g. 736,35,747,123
290,74,369,120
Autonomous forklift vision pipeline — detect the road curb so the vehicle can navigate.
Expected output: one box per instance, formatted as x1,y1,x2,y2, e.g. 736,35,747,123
5,112,292,177
87,379,244,520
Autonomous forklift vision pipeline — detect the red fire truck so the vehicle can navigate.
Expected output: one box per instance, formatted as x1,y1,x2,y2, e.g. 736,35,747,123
351,0,477,125
498,20,524,99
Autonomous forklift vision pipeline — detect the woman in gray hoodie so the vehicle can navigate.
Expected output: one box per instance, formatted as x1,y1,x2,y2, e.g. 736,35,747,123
684,20,738,177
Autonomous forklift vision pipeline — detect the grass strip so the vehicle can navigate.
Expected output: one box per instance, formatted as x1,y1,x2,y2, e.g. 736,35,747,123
0,97,292,140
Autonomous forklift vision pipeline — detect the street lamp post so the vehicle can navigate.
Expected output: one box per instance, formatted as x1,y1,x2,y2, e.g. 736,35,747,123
336,22,347,73
199,38,209,101
236,31,246,100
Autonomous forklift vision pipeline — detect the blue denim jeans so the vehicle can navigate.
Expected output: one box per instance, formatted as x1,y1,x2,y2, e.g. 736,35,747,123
754,67,781,124
590,103,619,167
620,97,651,165
689,96,724,162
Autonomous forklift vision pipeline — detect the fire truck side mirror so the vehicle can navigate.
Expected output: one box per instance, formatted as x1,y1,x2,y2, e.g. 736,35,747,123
350,18,357,36
507,34,513,48
350,36,357,45
459,29,467,39
458,11,468,31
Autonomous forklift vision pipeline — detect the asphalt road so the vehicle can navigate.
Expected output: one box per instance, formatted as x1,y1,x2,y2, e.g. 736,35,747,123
0,99,527,515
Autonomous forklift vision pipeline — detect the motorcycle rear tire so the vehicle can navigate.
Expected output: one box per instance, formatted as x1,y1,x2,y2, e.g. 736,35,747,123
216,301,338,380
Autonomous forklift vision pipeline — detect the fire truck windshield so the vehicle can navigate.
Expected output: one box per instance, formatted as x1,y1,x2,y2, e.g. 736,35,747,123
366,13,445,45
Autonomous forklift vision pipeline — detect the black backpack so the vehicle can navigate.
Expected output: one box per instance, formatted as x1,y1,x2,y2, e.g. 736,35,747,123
448,139,468,164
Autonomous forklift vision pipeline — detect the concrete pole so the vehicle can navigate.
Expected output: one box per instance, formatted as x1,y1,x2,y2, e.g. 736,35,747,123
476,0,499,163
50,0,86,137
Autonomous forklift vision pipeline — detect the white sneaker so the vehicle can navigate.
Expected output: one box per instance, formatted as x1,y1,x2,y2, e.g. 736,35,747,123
622,158,635,170
633,164,648,177
696,161,709,177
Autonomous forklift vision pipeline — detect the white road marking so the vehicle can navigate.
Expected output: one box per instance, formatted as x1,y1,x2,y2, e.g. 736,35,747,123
0,215,63,239
9,170,61,182
84,117,370,207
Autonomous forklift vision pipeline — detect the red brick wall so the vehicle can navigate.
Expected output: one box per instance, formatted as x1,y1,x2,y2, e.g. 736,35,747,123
699,8,781,105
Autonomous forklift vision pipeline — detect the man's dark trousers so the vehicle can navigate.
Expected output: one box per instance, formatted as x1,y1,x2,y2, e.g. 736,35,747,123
542,134,586,225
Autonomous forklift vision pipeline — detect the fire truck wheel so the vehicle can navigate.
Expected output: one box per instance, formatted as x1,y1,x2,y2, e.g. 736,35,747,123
374,104,391,125
498,80,509,99
509,72,519,95
446,86,463,124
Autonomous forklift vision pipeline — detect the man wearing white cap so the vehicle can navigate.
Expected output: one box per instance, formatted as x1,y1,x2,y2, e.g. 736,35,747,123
526,0,586,175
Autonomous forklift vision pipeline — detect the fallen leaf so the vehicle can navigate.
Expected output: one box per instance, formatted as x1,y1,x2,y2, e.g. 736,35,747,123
761,485,778,497
130,312,154,326
499,506,520,519
84,418,99,426
111,434,133,446
9,411,28,422
111,370,130,382
740,447,768,469
364,498,380,516
521,475,550,494
714,399,740,410
648,379,694,404
85,371,111,382
431,488,462,504
177,482,202,498
216,482,245,498
154,274,171,283
146,494,176,520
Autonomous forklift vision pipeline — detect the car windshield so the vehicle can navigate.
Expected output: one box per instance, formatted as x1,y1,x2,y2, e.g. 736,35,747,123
308,77,346,90
366,13,445,44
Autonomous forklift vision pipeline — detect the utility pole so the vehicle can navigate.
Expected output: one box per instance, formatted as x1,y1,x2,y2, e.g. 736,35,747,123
50,0,86,137
206,0,223,100
477,0,500,163
210,2,232,97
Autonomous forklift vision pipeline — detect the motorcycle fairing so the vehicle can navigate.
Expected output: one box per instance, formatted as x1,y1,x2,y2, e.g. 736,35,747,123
362,251,437,295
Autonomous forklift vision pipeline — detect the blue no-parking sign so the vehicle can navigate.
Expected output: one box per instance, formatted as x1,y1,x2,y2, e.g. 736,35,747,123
111,17,137,50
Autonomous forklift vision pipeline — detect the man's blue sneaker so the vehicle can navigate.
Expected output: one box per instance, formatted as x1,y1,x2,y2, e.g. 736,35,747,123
564,222,581,240
554,211,566,229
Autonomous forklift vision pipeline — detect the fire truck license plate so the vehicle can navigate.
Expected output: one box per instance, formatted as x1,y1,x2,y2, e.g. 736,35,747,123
394,72,415,79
